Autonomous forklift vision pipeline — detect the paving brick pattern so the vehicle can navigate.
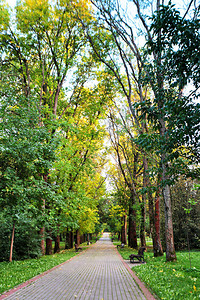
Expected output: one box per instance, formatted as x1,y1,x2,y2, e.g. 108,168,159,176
2,233,152,300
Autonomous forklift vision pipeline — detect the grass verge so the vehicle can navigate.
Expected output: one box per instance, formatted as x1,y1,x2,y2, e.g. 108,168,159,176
0,248,81,295
118,247,200,300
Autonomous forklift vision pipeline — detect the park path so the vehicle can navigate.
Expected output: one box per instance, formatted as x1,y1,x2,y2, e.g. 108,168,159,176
1,233,156,300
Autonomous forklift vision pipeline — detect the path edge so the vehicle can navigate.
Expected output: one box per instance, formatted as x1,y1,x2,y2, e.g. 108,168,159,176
114,246,157,300
0,248,87,300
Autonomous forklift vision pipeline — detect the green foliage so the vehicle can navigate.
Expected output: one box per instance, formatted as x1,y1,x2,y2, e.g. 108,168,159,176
0,94,56,215
171,178,200,250
149,2,200,89
134,3,200,187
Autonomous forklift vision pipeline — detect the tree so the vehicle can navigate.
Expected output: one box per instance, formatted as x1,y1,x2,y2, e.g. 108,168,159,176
0,89,56,261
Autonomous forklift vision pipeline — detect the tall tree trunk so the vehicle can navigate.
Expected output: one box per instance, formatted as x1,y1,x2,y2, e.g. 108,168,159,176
54,235,60,253
118,232,121,241
148,191,157,253
162,159,176,261
143,157,157,252
121,214,127,245
46,237,52,255
156,0,176,262
40,176,46,255
54,226,60,253
77,229,81,246
40,226,45,255
69,230,74,248
80,235,84,244
143,156,163,256
154,181,163,257
140,196,146,247
128,194,138,249
46,228,52,255
9,222,15,262
65,230,70,249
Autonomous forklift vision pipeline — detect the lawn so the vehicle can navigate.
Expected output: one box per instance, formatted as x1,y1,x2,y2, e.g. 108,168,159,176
0,248,80,295
118,247,200,300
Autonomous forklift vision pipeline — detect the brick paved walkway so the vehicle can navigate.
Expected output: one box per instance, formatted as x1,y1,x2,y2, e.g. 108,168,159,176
1,233,156,300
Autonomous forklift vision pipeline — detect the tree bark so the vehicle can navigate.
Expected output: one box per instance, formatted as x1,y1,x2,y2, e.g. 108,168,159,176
154,182,163,257
65,230,70,249
140,197,146,247
40,226,45,255
54,235,60,253
143,156,163,256
128,195,138,249
162,160,176,261
40,179,46,255
46,237,53,255
143,157,156,252
54,227,60,253
9,222,15,262
156,0,176,262
77,229,81,246
69,230,74,248
121,214,127,245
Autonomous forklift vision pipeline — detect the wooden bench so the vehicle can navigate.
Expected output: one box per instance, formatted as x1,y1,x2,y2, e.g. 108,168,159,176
129,247,146,263
75,243,82,252
117,243,125,249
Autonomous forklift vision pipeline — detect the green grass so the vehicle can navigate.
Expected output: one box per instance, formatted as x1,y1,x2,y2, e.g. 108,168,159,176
118,247,200,300
0,248,80,295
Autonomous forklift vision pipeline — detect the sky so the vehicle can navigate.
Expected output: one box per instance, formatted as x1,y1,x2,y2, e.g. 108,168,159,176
6,0,199,10
6,0,16,6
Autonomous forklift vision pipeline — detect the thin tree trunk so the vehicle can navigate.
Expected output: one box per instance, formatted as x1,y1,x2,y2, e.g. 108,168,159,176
121,214,127,245
140,196,146,247
65,230,70,249
143,156,163,256
128,195,138,249
40,226,45,255
9,222,15,262
143,157,157,253
77,229,81,246
118,232,121,241
46,237,53,255
40,176,46,255
54,225,60,253
69,230,74,248
46,228,52,255
162,160,176,261
154,183,163,257
54,235,60,253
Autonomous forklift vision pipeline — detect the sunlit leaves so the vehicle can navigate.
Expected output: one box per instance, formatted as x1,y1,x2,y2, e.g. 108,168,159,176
0,0,9,31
